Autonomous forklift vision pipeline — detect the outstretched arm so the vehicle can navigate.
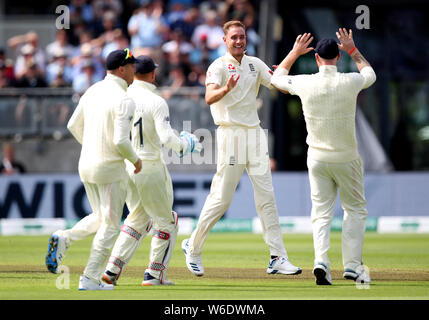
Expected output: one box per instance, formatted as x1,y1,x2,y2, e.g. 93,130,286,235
336,28,371,71
271,33,313,93
336,28,376,88
276,33,314,72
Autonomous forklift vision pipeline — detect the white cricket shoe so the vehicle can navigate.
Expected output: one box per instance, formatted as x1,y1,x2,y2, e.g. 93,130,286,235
45,232,69,274
344,265,371,284
141,271,175,286
78,275,114,291
313,263,332,285
181,238,204,276
266,256,302,275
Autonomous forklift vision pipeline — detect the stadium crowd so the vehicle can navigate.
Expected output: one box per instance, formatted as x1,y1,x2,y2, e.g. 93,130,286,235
0,0,259,95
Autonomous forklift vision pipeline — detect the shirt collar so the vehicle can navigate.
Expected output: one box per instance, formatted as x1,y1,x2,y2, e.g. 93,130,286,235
225,51,247,65
131,79,156,92
105,73,128,91
318,65,337,73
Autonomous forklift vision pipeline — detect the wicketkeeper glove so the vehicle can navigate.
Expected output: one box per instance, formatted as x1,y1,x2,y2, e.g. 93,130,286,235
177,131,202,158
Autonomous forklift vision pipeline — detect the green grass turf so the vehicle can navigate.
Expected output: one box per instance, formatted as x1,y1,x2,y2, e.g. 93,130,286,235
0,232,428,300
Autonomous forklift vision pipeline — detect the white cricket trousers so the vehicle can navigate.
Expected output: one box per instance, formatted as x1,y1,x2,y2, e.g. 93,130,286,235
107,160,177,280
188,125,287,257
307,157,368,271
81,180,127,282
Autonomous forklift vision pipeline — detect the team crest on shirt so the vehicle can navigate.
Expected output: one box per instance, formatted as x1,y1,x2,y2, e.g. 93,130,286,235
227,64,236,73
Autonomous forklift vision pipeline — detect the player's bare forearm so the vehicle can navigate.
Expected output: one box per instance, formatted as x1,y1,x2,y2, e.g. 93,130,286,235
205,85,229,105
277,51,300,74
205,75,239,105
350,48,371,71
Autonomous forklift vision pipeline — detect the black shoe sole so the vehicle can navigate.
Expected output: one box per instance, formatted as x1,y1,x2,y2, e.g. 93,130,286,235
314,268,331,285
344,275,358,281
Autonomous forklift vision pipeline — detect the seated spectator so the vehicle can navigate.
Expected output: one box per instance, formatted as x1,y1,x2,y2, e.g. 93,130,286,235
46,29,75,62
92,0,123,35
69,0,95,31
220,0,255,29
0,48,16,83
0,61,14,88
71,43,105,81
169,6,201,41
15,60,47,88
99,30,130,60
127,0,168,50
191,9,225,60
1,143,26,175
162,28,194,56
166,1,187,26
46,47,73,87
72,59,100,95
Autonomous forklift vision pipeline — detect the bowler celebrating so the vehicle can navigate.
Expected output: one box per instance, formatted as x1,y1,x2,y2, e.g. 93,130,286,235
182,20,301,277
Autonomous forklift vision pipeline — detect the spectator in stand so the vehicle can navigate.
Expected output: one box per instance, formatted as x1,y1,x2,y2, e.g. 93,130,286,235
8,32,46,79
46,47,73,87
71,43,105,82
72,59,99,95
220,0,255,29
46,29,75,63
15,60,47,88
166,1,187,26
0,48,15,83
69,0,96,31
0,61,14,88
1,143,26,175
169,6,201,41
161,63,190,99
99,30,130,60
191,9,226,61
127,0,168,51
92,0,123,35
162,28,194,57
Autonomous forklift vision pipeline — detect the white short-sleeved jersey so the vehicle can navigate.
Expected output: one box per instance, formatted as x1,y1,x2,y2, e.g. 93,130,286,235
205,52,273,127
126,80,185,161
67,74,138,184
271,65,377,163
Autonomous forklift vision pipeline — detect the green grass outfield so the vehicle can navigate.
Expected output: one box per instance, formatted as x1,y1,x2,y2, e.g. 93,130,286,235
0,232,428,300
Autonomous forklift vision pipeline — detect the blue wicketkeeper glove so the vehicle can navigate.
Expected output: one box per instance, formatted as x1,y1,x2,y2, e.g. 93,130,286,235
177,131,202,158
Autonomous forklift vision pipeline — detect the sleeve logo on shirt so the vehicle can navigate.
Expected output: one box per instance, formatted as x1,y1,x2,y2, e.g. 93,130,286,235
164,116,170,123
288,79,292,84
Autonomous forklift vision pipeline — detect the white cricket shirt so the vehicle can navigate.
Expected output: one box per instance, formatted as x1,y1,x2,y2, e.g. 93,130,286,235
67,73,139,184
205,52,273,127
127,80,185,161
271,65,376,163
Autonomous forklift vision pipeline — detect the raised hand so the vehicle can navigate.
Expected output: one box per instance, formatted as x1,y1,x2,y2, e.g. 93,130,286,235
291,33,314,56
336,28,356,53
226,74,240,91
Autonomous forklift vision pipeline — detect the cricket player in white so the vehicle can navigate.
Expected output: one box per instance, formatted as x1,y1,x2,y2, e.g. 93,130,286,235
101,56,201,286
46,49,142,290
271,30,376,285
181,20,302,276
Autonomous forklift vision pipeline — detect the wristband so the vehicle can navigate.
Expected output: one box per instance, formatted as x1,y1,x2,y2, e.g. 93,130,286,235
348,47,357,55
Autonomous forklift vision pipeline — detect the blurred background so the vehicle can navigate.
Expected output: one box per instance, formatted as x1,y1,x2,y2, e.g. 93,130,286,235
0,0,428,230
